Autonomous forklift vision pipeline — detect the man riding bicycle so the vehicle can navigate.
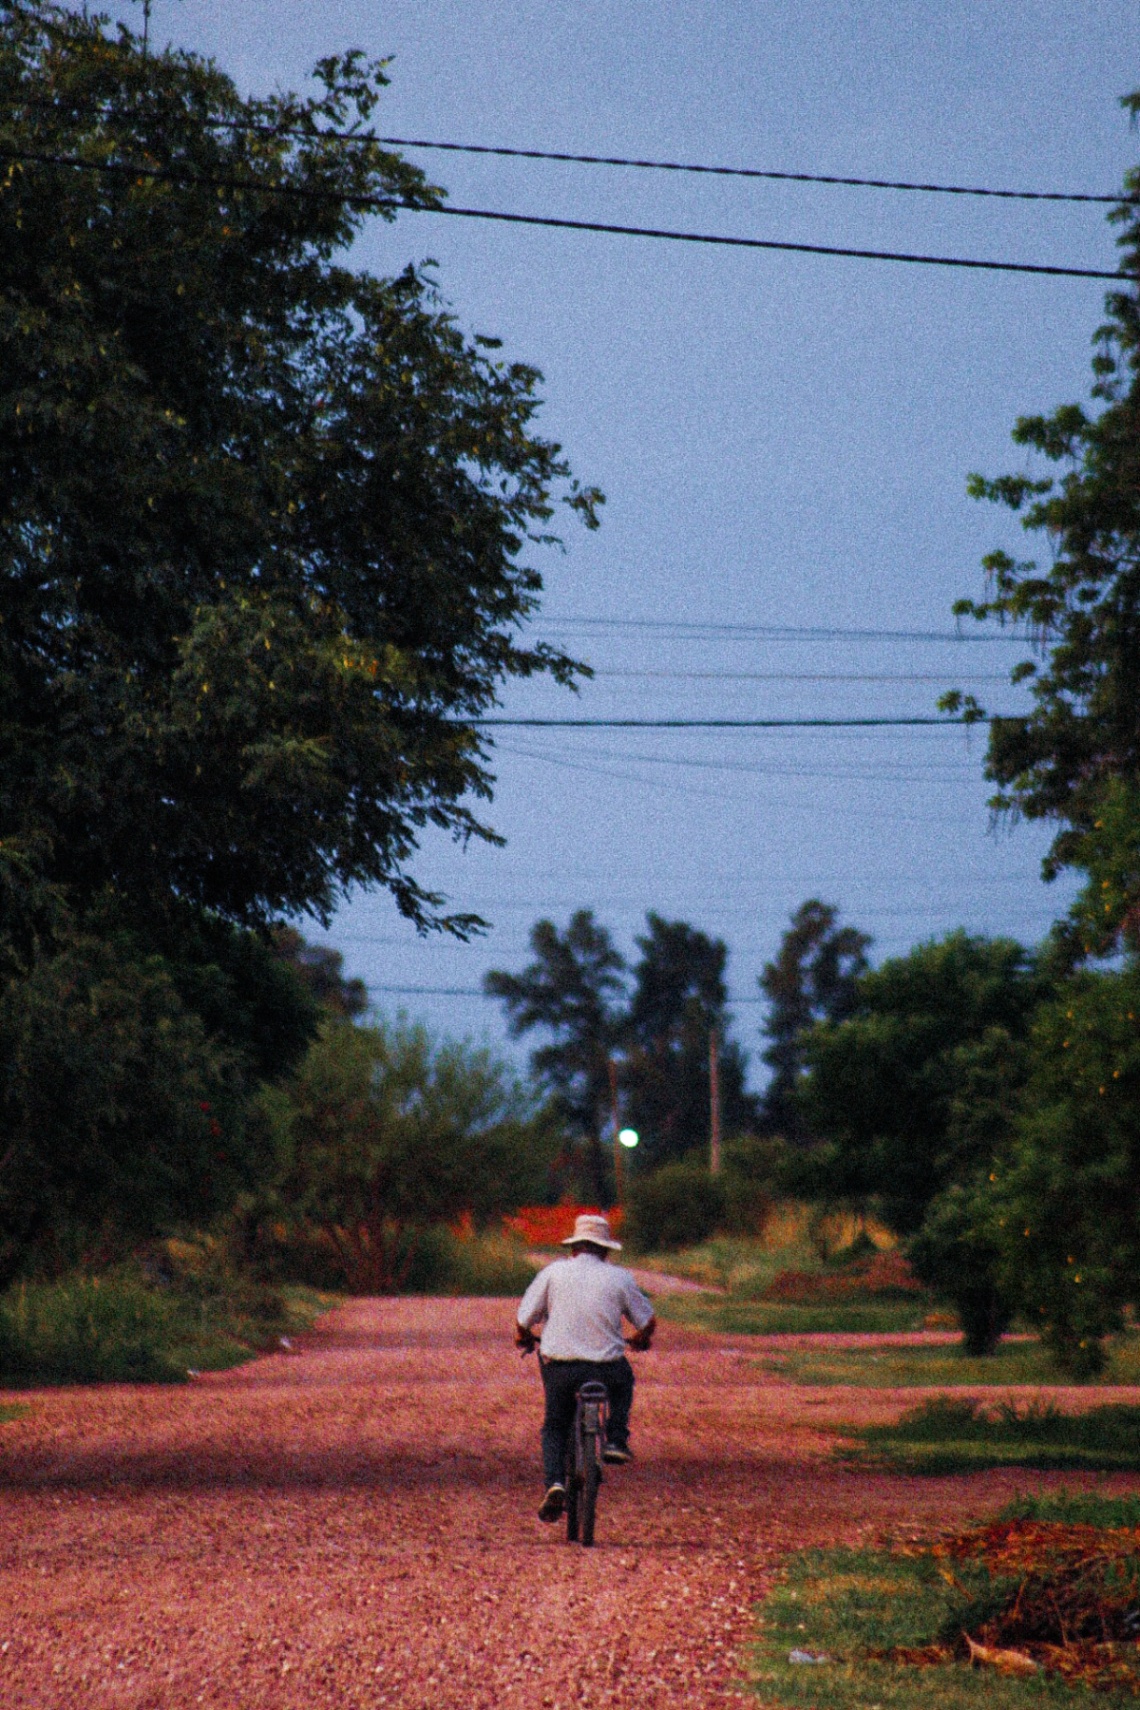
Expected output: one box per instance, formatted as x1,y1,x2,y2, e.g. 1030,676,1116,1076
515,1212,656,1523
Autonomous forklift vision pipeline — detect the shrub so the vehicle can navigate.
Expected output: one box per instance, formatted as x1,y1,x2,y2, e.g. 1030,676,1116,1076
0,1276,186,1384
624,1160,725,1252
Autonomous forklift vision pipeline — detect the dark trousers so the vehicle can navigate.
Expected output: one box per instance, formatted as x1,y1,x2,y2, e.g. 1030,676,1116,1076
538,1355,634,1489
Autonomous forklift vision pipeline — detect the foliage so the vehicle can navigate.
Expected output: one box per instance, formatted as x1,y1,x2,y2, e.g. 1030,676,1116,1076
943,111,1140,957
0,1,599,945
758,898,871,1138
623,1158,726,1251
0,933,248,1284
798,931,1047,1352
485,910,625,1199
0,1259,330,1386
767,1335,1140,1388
399,1227,538,1295
623,913,755,1166
990,967,1140,1377
263,1017,553,1291
908,1182,1012,1356
487,909,757,1193
845,1397,1140,1473
657,1295,924,1335
270,927,368,1020
753,1548,1048,1710
754,1520,1140,1709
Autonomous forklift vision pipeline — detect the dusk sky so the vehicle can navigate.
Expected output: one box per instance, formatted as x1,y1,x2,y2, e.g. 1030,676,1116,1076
108,1,1139,1080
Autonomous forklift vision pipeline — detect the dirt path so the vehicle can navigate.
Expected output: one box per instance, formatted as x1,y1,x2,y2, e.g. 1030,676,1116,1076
0,1298,1134,1710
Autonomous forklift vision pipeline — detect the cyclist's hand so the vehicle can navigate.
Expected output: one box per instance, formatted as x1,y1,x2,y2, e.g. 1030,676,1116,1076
626,1317,656,1352
514,1322,537,1351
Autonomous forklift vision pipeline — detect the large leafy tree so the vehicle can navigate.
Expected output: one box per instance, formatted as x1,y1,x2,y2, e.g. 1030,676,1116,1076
799,932,1048,1351
0,1,599,950
624,912,754,1166
485,910,626,1200
990,968,1140,1376
943,101,1140,956
758,900,870,1138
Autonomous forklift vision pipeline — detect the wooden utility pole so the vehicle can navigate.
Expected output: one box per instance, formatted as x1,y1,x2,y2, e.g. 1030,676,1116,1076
709,1026,722,1176
608,1057,623,1206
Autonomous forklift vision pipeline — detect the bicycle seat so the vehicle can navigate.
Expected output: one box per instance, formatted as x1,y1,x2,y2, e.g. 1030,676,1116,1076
577,1380,609,1402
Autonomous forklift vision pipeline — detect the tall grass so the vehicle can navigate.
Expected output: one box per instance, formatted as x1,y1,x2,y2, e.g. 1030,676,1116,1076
0,1243,335,1387
0,1276,188,1384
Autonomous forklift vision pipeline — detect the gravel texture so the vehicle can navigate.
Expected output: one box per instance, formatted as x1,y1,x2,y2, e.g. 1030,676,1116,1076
0,1295,1136,1709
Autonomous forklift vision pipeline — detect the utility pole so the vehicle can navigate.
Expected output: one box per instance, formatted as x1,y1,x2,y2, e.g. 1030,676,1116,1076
709,1026,722,1176
608,1057,623,1207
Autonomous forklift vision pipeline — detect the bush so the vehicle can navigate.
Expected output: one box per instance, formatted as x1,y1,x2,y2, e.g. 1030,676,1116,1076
624,1160,725,1252
0,1276,186,1384
416,1229,537,1295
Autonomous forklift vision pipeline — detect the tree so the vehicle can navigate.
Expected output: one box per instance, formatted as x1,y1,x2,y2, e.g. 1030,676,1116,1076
0,935,247,1283
758,900,870,1138
623,913,755,1167
990,968,1140,1376
0,912,321,1280
799,932,1047,1352
271,927,369,1020
943,103,1140,957
0,2,600,950
485,911,626,1200
264,1017,548,1291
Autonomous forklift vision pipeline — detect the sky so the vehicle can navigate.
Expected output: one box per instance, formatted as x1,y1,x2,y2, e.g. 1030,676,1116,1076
108,0,1139,1082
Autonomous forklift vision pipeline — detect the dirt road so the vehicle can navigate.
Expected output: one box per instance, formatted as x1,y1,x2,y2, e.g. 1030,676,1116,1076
0,1297,1124,1709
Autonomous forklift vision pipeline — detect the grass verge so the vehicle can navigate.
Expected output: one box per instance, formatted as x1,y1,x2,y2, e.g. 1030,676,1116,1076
0,1269,335,1387
754,1498,1140,1706
767,1336,1140,1388
841,1397,1140,1474
657,1294,927,1336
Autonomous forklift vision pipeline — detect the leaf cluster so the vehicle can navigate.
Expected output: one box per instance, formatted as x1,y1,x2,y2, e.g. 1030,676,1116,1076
0,1,599,938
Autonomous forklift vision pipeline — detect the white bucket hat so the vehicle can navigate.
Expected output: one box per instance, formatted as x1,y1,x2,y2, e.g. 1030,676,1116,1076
562,1212,622,1251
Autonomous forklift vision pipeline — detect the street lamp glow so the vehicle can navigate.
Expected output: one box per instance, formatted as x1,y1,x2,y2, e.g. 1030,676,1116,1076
618,1128,639,1149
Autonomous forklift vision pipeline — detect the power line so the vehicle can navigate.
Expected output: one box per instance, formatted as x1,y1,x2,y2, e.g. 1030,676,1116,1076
428,203,1121,280
592,669,1014,682
0,144,1122,281
366,980,770,1002
543,617,1032,642
470,715,998,728
26,106,1126,204
377,136,1127,206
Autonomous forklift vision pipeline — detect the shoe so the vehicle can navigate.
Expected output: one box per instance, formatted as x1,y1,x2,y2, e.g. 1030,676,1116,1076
603,1443,632,1465
538,1483,566,1522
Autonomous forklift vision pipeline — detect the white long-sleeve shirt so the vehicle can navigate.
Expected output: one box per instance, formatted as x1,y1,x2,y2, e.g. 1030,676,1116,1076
517,1251,655,1362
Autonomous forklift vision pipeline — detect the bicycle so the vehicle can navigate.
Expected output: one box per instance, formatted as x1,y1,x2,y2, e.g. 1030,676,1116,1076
564,1378,608,1547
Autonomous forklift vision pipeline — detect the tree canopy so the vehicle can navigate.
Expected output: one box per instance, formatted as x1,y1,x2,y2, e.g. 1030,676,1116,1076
758,899,870,1139
944,98,1140,956
0,0,600,948
485,909,626,1197
624,912,754,1166
263,1017,549,1291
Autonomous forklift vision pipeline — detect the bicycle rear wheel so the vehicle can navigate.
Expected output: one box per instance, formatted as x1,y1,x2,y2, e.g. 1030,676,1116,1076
565,1443,580,1542
580,1427,600,1547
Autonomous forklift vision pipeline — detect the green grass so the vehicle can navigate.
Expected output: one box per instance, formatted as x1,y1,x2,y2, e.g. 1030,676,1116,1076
753,1545,1083,1710
999,1491,1140,1528
0,1402,27,1423
842,1397,1140,1475
0,1271,335,1387
657,1294,927,1336
767,1335,1140,1388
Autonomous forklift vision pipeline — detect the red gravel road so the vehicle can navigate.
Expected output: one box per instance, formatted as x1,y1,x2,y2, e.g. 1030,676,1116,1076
1,1297,1137,1710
